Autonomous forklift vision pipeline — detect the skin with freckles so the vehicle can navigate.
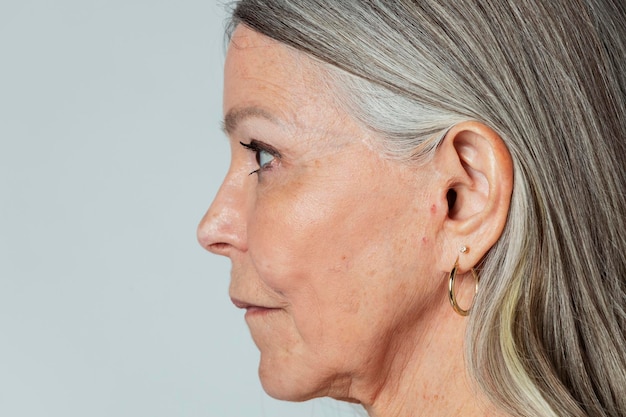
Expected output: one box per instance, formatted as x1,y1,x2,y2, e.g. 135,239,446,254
197,26,513,417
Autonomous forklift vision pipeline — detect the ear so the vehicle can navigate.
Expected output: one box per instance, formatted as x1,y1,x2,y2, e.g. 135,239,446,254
434,121,513,273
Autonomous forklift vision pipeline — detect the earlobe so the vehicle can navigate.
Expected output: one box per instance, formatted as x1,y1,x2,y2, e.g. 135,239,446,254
435,121,514,271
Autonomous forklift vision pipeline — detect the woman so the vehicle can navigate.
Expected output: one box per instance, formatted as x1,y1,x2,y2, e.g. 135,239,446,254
197,1,626,416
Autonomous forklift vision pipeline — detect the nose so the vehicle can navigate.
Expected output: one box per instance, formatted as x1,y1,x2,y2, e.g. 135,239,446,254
197,171,248,257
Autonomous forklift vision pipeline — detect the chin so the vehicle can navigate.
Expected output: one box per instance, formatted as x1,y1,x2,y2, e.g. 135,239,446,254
257,355,330,402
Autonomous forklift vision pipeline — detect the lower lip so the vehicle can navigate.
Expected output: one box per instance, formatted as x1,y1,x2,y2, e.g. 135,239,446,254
245,307,279,318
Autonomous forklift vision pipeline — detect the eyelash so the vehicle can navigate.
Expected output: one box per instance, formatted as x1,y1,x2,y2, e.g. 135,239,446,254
239,140,280,176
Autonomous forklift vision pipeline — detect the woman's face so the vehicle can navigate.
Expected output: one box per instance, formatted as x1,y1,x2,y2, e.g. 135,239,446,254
198,26,448,402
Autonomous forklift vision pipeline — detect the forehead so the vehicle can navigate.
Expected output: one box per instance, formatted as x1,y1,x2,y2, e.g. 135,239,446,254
225,25,315,83
223,26,342,135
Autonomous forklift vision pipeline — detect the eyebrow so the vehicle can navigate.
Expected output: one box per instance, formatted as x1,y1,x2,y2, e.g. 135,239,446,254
221,107,279,135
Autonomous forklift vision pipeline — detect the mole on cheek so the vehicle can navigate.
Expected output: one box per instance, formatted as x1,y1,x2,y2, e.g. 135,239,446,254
430,204,437,214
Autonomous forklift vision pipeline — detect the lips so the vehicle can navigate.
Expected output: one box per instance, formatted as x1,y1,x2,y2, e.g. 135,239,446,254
230,297,279,311
230,297,281,317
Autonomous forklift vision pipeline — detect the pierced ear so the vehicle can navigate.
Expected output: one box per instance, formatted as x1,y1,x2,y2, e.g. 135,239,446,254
434,121,513,272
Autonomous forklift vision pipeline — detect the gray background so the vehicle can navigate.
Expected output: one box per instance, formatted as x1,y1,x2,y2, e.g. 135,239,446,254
0,1,357,416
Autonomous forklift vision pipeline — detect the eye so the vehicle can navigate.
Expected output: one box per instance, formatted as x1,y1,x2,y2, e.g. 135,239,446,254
239,140,280,175
257,149,275,169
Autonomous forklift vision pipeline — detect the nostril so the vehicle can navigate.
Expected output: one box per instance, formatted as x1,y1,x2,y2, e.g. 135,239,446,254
206,242,232,255
196,204,246,255
197,223,224,253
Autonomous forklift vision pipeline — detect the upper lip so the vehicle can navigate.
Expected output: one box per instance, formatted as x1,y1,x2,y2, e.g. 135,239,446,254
230,297,254,309
230,297,277,310
231,298,272,309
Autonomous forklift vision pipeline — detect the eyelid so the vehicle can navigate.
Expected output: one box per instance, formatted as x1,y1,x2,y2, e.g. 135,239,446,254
239,139,281,158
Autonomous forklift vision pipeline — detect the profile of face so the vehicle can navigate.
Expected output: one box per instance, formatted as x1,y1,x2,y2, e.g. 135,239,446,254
196,25,509,404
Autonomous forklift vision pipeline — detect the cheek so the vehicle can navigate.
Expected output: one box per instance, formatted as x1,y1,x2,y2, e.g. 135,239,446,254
247,176,434,316
246,211,353,360
246,183,377,347
247,188,354,294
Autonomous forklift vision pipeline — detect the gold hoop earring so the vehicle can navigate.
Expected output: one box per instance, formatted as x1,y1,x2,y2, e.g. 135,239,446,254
448,258,479,317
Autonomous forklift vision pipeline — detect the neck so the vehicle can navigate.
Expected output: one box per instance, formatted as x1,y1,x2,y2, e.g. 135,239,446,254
346,300,507,417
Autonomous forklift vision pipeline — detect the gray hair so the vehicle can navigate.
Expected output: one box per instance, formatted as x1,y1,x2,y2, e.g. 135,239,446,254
227,1,626,416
